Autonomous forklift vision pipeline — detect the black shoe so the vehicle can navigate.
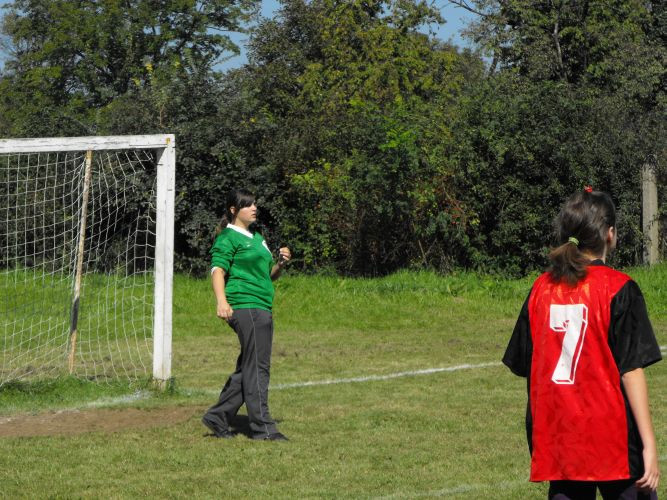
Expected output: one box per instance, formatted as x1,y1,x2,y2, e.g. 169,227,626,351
216,429,235,439
265,432,288,441
202,415,234,439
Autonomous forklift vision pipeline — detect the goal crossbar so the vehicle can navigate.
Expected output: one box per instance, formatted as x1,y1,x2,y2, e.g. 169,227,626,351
0,134,175,387
0,135,174,153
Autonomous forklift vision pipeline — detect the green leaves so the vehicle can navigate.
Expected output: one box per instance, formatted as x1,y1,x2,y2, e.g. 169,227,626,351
0,0,260,135
440,0,666,274
226,0,473,275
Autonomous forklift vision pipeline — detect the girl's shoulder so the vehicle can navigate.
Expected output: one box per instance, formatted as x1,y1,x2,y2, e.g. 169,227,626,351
587,264,633,288
212,227,245,247
214,227,234,241
532,270,555,287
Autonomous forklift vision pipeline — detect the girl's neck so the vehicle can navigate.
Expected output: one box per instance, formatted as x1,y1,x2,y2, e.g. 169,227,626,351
231,219,250,231
580,249,606,263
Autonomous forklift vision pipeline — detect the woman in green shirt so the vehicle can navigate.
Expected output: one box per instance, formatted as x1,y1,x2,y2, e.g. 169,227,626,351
202,189,291,441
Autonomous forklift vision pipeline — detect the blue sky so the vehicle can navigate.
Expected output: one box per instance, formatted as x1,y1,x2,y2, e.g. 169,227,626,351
0,1,476,72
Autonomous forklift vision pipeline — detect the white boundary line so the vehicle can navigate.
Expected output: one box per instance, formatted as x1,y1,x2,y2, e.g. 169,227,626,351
15,349,665,410
1,362,504,415
1,361,506,417
262,344,666,392
199,361,503,396
270,362,503,391
0,391,153,424
83,391,151,408
79,341,667,401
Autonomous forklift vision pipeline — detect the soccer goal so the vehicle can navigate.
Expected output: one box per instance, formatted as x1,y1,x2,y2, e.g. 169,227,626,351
0,135,175,388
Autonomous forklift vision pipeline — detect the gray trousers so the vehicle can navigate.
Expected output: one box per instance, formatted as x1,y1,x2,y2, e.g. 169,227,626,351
204,308,278,438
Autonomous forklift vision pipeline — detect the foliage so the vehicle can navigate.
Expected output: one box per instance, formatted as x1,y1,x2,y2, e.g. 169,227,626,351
0,0,258,134
192,0,665,275
0,0,664,276
202,0,482,275
447,0,667,274
0,0,261,273
449,76,658,273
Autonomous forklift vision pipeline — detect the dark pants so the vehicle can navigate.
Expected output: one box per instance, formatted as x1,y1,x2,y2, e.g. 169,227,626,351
203,308,278,438
549,479,658,500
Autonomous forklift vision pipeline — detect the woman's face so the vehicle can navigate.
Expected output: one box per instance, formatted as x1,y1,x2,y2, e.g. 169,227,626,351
232,202,257,228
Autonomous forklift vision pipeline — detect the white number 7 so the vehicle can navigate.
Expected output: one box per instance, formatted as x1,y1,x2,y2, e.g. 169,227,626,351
549,304,588,385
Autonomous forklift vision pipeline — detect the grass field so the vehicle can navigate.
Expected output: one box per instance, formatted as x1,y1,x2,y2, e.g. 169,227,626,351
0,268,154,382
0,265,666,498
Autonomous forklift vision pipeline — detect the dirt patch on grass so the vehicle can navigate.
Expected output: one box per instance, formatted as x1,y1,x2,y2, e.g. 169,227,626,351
0,406,201,438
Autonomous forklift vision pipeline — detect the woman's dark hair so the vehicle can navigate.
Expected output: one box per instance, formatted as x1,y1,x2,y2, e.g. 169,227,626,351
215,189,256,235
548,189,616,286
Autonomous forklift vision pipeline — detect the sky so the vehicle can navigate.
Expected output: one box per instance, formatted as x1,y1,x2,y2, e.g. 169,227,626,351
0,1,477,73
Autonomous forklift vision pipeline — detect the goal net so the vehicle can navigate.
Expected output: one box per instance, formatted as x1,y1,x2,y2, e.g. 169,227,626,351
0,135,174,387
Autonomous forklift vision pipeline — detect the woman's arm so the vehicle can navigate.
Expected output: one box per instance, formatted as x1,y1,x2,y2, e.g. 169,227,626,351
621,368,660,492
270,247,291,281
212,267,233,321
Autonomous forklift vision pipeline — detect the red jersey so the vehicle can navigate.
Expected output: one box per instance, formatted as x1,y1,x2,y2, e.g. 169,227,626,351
503,262,661,482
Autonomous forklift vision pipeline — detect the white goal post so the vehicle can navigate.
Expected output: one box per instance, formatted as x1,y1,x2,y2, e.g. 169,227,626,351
0,135,175,387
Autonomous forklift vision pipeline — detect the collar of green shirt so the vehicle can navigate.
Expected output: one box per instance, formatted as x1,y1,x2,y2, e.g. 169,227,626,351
226,223,253,239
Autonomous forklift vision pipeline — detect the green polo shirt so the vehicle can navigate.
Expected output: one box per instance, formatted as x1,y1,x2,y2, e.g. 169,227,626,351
210,225,275,312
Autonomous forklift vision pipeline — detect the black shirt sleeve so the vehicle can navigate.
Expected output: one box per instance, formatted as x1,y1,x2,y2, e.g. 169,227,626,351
503,291,533,377
608,280,662,374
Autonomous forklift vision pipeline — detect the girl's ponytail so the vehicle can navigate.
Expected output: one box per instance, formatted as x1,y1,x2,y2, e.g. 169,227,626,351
215,211,232,236
548,238,591,286
548,187,616,286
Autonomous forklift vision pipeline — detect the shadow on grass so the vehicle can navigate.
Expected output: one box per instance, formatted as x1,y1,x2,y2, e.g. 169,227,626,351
229,414,252,437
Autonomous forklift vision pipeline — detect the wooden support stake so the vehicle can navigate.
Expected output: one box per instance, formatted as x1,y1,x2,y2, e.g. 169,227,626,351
642,163,659,266
68,150,94,374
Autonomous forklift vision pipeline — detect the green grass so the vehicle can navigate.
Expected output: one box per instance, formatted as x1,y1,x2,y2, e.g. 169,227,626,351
0,268,154,382
1,264,666,498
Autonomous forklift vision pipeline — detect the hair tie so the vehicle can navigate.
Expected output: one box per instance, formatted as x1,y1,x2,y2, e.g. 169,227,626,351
568,237,579,246
584,185,593,193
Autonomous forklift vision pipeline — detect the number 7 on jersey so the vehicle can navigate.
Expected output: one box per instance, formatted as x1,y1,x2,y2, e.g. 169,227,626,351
550,304,588,385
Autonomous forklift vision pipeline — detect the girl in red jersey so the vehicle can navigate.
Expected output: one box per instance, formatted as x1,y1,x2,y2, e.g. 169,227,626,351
503,187,661,499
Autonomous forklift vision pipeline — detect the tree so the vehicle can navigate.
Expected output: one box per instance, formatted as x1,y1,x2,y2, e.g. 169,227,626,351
215,0,482,275
0,0,264,274
445,0,666,272
0,0,259,136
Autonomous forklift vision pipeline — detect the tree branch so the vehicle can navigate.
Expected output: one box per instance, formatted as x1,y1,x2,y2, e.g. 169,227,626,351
550,1,566,79
445,0,488,18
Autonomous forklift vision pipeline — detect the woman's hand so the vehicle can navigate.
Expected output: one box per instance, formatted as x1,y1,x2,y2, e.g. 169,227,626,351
217,300,234,322
622,368,660,493
636,445,660,493
277,247,291,266
211,268,232,321
271,247,291,280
